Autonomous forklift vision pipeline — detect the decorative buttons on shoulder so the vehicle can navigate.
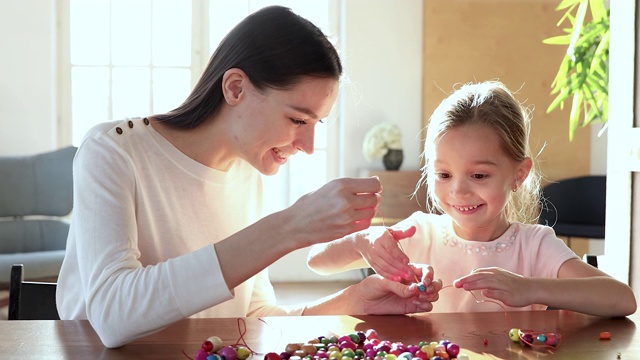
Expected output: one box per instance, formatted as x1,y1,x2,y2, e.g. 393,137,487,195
128,120,134,128
143,117,150,125
116,127,123,134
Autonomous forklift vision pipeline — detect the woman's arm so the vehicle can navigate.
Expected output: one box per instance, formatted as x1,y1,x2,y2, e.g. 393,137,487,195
216,177,383,290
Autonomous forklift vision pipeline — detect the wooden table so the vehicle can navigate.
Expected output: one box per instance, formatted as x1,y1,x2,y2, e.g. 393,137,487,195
1,311,638,359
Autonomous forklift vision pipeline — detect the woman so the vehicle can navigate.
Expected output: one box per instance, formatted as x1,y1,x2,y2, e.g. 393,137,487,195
57,6,436,348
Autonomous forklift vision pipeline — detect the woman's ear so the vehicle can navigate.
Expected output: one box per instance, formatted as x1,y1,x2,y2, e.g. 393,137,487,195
221,68,248,105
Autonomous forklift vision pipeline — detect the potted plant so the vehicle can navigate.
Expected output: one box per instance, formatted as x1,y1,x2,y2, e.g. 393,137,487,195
544,0,609,141
362,122,404,170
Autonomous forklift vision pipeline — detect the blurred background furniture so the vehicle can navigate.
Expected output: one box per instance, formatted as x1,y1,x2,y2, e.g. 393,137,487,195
0,146,76,290
538,175,606,253
8,263,59,320
358,170,428,226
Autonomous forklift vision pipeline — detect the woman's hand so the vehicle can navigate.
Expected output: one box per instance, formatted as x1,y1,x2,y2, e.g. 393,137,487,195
355,225,417,282
348,274,441,315
285,177,382,247
453,267,533,307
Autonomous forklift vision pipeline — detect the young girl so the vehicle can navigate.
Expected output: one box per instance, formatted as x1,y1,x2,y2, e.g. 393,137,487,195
308,81,637,317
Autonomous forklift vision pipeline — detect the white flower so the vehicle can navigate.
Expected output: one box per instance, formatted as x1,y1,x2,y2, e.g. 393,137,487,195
362,123,403,161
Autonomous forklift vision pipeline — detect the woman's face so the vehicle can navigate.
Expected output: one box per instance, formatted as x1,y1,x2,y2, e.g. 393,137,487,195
232,76,339,176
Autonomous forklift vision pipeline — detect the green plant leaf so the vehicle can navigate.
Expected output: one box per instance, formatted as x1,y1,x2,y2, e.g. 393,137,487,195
544,0,608,141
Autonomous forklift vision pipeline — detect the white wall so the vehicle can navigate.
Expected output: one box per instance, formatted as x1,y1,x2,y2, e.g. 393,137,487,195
0,0,58,156
339,0,424,176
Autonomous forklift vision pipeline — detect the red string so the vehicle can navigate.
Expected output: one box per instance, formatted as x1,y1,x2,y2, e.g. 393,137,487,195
230,318,258,354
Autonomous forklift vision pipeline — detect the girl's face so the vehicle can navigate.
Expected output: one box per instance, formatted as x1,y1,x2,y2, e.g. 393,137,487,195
234,76,339,176
431,123,529,241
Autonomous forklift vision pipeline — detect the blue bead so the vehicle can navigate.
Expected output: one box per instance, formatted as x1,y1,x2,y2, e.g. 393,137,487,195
418,283,426,292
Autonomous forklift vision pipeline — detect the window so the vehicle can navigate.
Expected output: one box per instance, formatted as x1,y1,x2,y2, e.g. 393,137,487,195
61,0,337,212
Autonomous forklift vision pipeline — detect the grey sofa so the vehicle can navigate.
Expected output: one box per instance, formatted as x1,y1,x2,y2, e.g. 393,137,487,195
0,146,76,284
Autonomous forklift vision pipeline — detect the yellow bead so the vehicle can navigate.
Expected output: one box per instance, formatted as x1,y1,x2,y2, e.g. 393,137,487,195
509,328,520,342
236,346,251,360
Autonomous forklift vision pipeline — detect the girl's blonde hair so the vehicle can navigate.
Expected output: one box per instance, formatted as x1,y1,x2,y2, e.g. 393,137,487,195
416,81,541,224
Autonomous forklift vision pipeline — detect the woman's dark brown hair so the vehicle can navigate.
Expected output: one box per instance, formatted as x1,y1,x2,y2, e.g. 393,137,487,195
155,6,342,129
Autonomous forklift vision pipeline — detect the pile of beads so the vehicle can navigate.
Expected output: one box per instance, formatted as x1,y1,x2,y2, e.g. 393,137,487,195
508,328,561,349
192,335,255,360
263,328,469,360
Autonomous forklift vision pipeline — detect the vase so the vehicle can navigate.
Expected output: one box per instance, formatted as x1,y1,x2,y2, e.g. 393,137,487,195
382,149,403,171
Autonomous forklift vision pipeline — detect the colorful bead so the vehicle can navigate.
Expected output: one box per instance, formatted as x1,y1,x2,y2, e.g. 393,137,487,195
200,328,466,360
219,346,238,360
508,328,520,342
417,283,426,292
599,331,612,340
207,336,223,352
202,340,214,352
264,353,281,360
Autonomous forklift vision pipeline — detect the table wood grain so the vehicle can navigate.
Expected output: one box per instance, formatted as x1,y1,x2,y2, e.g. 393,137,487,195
1,311,637,359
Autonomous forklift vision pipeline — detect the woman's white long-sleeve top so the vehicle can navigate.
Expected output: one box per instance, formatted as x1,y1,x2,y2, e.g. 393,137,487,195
57,118,302,348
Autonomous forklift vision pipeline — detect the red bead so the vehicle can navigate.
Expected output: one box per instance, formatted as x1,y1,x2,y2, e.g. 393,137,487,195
264,352,281,360
201,340,214,352
483,339,488,346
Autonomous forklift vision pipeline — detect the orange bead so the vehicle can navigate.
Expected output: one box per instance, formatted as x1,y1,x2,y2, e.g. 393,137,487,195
599,331,612,340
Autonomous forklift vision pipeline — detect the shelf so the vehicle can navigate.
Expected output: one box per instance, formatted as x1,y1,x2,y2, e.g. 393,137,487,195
359,169,427,226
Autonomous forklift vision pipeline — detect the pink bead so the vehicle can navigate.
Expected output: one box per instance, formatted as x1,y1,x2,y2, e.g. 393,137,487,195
365,329,378,340
446,343,460,357
219,346,237,360
406,345,420,355
338,335,352,344
339,341,357,351
196,349,210,360
545,333,559,347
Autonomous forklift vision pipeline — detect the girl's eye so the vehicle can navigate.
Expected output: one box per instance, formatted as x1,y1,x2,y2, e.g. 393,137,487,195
435,172,450,180
472,173,488,180
290,118,306,125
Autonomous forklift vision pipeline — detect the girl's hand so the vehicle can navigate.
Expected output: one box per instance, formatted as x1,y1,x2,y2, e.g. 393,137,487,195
286,177,382,247
407,263,441,300
355,225,417,282
453,267,533,307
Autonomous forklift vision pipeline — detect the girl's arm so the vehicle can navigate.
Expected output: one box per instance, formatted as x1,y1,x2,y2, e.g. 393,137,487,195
542,258,637,316
454,260,637,317
306,230,373,274
307,226,417,282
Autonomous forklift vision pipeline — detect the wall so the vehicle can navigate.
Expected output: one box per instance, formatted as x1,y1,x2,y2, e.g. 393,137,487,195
0,0,58,155
423,0,592,183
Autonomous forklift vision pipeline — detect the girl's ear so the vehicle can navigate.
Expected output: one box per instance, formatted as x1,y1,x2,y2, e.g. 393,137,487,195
221,68,249,105
515,157,533,188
